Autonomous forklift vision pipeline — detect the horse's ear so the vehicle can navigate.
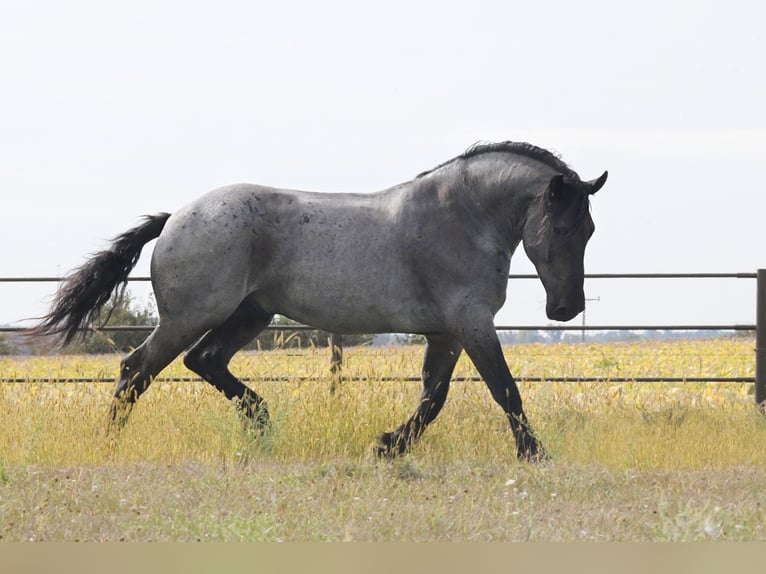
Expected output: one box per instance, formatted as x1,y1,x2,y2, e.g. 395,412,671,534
585,171,608,195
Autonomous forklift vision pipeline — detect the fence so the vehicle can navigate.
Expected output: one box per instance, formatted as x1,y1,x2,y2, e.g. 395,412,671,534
1,272,765,408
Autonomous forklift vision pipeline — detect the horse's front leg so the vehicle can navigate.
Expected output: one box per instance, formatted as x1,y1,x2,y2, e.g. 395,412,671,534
458,319,547,461
377,333,463,457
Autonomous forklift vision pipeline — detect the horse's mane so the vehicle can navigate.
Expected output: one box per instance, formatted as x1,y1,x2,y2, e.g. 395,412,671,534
416,141,580,180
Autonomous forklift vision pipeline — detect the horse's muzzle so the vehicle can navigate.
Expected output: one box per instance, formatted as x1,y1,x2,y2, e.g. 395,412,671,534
546,302,583,322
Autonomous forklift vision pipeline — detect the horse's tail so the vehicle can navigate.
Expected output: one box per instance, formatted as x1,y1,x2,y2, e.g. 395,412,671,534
28,213,172,346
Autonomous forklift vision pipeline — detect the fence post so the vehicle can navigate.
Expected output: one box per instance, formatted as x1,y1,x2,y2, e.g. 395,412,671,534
329,333,343,394
756,269,766,410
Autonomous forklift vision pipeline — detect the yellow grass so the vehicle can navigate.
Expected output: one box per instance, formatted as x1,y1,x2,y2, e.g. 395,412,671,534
0,337,761,469
1,337,765,541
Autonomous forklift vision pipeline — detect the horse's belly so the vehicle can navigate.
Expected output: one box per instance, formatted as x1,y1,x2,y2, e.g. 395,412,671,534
254,271,442,334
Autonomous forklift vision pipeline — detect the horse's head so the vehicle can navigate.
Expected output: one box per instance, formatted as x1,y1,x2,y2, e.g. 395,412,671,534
522,171,607,322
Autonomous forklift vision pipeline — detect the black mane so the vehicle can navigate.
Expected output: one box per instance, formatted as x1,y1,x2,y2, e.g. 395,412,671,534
417,141,579,180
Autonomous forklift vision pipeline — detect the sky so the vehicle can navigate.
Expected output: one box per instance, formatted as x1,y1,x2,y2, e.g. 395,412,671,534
1,0,765,332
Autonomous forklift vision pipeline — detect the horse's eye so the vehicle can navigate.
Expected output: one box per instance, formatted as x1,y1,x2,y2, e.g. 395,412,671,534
552,226,568,236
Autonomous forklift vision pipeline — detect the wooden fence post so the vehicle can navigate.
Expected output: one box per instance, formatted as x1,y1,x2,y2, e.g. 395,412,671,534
329,333,343,394
756,269,766,410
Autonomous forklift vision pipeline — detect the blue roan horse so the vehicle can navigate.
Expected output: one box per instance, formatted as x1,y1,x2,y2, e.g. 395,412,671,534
31,141,607,460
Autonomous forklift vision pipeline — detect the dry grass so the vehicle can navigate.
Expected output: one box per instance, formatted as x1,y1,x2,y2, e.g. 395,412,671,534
1,338,765,541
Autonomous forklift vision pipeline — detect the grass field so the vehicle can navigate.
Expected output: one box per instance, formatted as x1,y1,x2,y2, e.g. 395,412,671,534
1,337,765,541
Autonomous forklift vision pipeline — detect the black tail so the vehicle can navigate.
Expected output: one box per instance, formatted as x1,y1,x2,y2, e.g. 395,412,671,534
28,213,172,346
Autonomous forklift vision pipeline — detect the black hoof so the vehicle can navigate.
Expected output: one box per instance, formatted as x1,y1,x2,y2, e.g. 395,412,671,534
376,431,408,459
106,399,134,435
517,444,550,463
245,417,272,435
240,400,271,432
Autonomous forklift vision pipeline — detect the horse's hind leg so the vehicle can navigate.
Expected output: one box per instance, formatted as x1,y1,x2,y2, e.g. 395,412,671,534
183,299,273,428
377,333,463,457
109,322,201,431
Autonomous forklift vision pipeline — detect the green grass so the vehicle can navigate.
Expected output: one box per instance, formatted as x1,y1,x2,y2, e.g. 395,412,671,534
1,338,765,541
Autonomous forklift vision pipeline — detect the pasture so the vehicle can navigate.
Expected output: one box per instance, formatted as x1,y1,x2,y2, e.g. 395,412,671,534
1,337,765,541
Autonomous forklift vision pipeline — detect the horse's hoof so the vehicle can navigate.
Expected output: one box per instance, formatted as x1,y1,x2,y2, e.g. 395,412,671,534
375,445,392,459
517,446,551,463
239,400,271,431
376,431,406,459
105,400,133,436
243,412,271,435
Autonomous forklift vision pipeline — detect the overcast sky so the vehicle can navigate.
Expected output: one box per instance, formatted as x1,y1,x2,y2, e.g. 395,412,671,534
2,0,765,331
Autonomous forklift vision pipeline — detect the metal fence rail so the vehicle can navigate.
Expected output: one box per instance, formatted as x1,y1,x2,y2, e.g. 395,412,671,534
0,272,758,335
0,376,756,384
0,324,758,334
1,272,764,407
1,272,759,281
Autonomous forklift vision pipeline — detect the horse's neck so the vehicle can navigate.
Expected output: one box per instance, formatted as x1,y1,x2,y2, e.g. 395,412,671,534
444,165,542,250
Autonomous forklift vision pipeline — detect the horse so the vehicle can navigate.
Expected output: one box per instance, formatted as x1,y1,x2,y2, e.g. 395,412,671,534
30,141,607,461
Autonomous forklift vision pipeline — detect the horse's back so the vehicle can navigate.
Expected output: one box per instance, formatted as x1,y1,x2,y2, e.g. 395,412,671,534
149,183,421,330
149,180,506,333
